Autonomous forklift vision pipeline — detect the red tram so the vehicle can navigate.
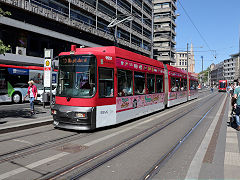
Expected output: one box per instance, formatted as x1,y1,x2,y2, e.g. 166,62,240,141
219,80,227,92
52,46,198,130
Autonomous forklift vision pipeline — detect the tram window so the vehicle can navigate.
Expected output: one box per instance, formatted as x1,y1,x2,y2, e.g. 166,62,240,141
134,72,146,95
181,79,187,91
190,80,197,90
156,75,164,93
147,74,155,94
99,68,114,97
117,69,133,97
195,81,198,90
183,79,187,90
176,78,180,91
171,77,177,92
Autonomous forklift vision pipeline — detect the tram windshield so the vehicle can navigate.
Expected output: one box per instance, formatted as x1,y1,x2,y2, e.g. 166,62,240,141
219,82,226,88
57,55,96,97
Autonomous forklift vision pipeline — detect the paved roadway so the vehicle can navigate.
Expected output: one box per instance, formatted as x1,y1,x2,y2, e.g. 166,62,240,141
0,90,239,180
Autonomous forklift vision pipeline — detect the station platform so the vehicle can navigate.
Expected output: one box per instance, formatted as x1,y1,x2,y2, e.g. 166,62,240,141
0,103,52,134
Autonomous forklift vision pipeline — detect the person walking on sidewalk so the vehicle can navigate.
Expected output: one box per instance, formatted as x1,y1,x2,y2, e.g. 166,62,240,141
24,80,38,114
233,80,240,131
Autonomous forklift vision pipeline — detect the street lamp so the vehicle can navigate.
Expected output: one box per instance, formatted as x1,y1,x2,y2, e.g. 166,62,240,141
107,14,134,47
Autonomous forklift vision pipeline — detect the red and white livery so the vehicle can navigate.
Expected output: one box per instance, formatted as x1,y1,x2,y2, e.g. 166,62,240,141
52,46,198,130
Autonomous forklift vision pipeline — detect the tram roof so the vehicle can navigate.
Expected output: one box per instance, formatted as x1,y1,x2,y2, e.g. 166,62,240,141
60,46,165,69
166,64,187,75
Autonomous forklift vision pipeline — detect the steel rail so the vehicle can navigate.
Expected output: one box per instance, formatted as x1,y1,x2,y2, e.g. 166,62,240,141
41,93,221,180
0,132,91,164
0,129,55,143
140,95,224,180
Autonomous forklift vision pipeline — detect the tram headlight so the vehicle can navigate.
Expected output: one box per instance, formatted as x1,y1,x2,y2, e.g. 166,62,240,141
75,112,86,118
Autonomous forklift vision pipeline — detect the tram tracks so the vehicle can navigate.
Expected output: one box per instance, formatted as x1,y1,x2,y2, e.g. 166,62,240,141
141,94,227,180
0,92,211,166
0,132,92,164
0,129,55,143
39,92,222,180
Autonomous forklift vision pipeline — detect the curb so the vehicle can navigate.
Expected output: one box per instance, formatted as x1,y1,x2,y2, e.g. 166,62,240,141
0,119,53,135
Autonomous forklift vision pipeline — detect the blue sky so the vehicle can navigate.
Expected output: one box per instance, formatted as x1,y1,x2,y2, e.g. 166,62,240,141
175,0,240,73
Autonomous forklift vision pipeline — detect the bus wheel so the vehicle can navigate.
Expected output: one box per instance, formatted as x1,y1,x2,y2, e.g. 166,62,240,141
12,92,22,104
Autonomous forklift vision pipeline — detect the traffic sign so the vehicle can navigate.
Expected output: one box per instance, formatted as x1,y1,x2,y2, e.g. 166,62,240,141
44,58,52,87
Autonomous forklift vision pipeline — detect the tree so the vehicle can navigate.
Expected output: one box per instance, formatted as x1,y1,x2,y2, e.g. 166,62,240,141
198,67,210,84
0,7,11,55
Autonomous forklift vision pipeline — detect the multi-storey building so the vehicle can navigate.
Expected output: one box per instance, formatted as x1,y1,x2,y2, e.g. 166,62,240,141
223,58,235,84
232,53,240,81
0,0,153,66
170,43,195,73
210,62,224,86
153,0,177,63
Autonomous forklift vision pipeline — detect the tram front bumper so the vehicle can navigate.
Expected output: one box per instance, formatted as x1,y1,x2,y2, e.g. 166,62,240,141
51,104,96,130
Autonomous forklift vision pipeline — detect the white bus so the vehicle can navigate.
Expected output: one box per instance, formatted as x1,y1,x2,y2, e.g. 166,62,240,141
0,64,57,103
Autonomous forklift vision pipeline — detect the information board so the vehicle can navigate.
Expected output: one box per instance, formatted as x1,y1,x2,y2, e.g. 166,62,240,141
44,59,52,87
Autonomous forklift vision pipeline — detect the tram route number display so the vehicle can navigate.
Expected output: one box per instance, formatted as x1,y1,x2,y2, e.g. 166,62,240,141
44,59,52,87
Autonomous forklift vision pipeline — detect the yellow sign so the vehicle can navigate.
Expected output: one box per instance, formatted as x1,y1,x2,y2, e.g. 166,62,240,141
46,60,50,66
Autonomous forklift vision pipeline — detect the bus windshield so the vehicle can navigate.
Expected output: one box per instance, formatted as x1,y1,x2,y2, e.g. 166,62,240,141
57,55,96,98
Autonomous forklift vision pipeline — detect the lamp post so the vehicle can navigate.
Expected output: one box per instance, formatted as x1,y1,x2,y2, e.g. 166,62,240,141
107,15,133,47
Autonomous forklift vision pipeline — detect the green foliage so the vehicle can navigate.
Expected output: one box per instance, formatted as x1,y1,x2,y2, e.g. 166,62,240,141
0,8,11,16
198,67,210,83
0,40,11,54
0,7,11,54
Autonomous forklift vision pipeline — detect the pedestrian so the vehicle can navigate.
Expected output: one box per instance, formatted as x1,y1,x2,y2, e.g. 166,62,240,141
227,83,230,94
233,80,240,131
211,86,213,93
24,80,38,114
229,84,234,97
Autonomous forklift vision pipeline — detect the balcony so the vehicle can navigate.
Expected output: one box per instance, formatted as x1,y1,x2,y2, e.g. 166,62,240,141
156,55,175,63
1,0,151,55
154,27,176,35
154,17,176,27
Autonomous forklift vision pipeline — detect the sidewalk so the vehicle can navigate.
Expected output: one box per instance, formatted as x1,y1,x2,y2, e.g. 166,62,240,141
224,96,240,179
0,104,53,134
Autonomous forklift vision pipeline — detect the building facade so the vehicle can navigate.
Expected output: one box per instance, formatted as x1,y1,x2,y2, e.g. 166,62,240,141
153,0,177,63
232,53,240,81
210,62,224,86
223,58,235,84
170,43,195,73
0,0,153,66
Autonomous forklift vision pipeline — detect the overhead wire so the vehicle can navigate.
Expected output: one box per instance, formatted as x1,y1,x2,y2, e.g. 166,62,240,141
178,0,216,59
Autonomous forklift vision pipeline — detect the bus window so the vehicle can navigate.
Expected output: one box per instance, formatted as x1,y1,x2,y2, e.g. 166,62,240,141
0,69,7,95
117,69,133,97
99,68,114,97
147,74,155,94
156,75,163,93
134,72,145,95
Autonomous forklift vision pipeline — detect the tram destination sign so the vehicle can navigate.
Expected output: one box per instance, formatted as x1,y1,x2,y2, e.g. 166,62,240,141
60,56,91,65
